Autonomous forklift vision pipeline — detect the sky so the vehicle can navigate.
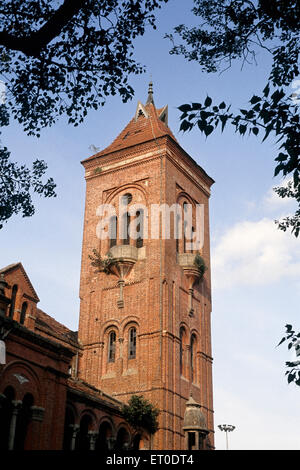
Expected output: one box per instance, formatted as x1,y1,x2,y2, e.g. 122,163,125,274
1,0,300,450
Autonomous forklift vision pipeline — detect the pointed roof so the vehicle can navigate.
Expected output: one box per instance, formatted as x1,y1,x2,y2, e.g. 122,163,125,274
146,80,155,105
82,82,177,163
0,262,39,302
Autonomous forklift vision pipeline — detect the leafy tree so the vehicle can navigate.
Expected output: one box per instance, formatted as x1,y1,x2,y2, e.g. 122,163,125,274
167,0,300,236
0,105,56,229
278,324,300,386
0,0,168,227
121,394,160,435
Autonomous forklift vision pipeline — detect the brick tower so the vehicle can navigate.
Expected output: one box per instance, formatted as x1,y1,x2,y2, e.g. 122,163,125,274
78,83,215,450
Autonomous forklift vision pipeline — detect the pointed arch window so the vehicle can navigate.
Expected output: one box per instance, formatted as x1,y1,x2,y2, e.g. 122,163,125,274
180,327,185,375
20,302,27,325
190,334,196,382
108,331,116,363
128,327,136,359
121,212,130,245
136,210,144,248
109,216,117,248
9,284,18,319
183,202,188,253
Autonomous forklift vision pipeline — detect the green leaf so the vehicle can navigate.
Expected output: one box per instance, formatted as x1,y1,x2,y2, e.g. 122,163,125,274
220,115,228,132
274,164,284,177
262,123,273,142
239,124,247,135
288,373,295,383
204,96,212,107
197,120,206,132
252,127,259,136
191,103,202,110
277,337,286,346
250,95,261,105
263,83,270,97
188,113,196,121
178,104,192,112
204,124,214,136
180,120,192,132
275,152,288,162
219,102,226,109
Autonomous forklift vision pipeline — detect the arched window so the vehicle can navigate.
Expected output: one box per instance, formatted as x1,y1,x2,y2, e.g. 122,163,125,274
9,284,18,319
121,212,130,245
76,415,92,451
108,331,116,363
96,421,113,451
20,302,27,325
14,393,34,450
189,226,195,253
109,216,117,248
128,327,136,359
175,213,181,253
122,193,132,205
183,202,188,253
0,386,15,450
180,327,185,375
190,334,196,382
115,427,130,451
136,210,144,248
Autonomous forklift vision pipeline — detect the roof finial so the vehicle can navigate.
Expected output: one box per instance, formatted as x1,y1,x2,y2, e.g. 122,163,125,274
146,79,155,106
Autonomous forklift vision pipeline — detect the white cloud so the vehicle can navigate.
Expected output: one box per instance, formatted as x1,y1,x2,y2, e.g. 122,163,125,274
212,217,300,289
263,179,296,213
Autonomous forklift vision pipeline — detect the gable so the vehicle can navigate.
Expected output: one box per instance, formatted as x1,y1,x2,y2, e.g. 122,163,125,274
0,263,40,302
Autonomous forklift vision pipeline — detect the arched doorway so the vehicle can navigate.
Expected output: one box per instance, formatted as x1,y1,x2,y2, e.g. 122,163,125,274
76,414,93,450
63,406,75,450
96,421,113,451
0,386,15,450
115,427,130,451
14,393,34,450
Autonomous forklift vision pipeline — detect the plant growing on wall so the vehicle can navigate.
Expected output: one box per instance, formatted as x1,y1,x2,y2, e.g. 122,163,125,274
194,253,207,279
88,248,114,275
121,395,160,435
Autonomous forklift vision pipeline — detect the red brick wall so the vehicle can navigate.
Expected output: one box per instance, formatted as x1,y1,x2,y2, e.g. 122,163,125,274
78,132,214,450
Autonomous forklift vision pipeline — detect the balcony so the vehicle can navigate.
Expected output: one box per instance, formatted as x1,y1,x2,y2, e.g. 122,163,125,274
177,253,202,288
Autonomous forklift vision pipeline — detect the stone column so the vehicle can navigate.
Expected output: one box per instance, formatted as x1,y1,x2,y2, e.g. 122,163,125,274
88,431,98,450
188,288,194,316
70,424,80,451
117,280,125,308
107,436,116,451
8,400,22,450
195,431,199,450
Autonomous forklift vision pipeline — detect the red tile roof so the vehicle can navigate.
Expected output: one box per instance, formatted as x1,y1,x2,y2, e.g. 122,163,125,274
35,308,78,348
83,102,178,163
67,378,122,408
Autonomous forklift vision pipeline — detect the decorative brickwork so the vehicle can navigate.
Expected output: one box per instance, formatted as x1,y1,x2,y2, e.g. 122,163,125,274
78,87,215,450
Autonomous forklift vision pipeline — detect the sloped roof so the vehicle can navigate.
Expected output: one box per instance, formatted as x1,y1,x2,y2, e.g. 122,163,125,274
0,262,40,302
67,378,122,409
82,99,178,164
35,308,79,348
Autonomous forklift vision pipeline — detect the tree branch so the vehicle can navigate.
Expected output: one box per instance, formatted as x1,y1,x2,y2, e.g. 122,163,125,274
0,0,87,57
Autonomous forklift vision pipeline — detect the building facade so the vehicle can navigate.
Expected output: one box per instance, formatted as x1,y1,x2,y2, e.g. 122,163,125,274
0,84,214,450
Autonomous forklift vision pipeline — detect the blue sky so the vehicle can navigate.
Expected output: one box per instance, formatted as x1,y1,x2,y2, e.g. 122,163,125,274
1,0,300,450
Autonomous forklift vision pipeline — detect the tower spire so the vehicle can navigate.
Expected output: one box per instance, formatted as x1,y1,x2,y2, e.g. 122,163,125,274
146,80,155,106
